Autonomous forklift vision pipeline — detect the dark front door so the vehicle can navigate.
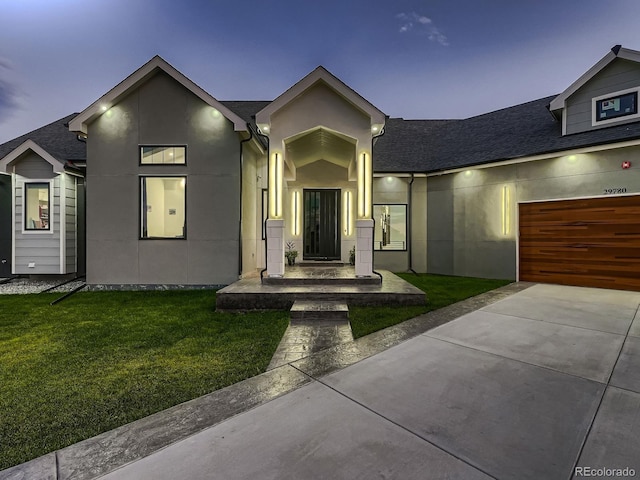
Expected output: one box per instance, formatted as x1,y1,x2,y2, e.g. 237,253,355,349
303,189,341,260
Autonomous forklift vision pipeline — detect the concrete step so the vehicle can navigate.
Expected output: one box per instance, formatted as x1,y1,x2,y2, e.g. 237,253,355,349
290,300,349,324
298,260,345,267
264,275,380,286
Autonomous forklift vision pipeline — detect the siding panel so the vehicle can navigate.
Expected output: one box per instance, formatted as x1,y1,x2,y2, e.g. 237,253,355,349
566,59,640,134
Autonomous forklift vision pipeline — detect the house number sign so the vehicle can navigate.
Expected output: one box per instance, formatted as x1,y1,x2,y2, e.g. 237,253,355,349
603,188,627,194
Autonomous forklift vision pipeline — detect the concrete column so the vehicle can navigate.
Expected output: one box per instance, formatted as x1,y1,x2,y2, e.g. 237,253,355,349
355,219,374,277
266,219,285,277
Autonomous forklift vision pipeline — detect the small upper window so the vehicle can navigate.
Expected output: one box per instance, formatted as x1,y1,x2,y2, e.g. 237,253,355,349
595,92,637,122
592,88,640,127
24,183,50,231
140,146,186,164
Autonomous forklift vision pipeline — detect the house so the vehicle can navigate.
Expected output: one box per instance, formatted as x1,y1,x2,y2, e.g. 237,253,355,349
1,45,639,290
0,115,86,277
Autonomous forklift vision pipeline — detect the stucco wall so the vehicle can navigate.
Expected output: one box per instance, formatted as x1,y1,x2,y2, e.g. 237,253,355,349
426,145,640,279
86,71,241,286
241,144,267,275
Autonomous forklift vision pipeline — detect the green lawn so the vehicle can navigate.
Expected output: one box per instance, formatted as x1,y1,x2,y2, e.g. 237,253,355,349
349,273,511,338
0,291,289,471
0,274,510,471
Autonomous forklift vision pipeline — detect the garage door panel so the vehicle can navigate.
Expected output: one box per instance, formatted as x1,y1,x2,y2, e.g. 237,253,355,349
519,196,640,291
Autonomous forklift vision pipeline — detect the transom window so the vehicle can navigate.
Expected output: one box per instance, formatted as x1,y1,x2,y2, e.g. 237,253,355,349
373,204,407,251
140,146,186,164
24,183,50,231
140,177,186,239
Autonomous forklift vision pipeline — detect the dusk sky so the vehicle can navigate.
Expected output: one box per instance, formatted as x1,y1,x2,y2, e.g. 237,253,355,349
2,0,640,143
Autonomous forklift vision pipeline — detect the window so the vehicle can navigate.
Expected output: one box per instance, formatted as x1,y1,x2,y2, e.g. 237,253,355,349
140,146,186,164
24,183,50,231
373,204,407,251
592,88,640,126
141,177,186,239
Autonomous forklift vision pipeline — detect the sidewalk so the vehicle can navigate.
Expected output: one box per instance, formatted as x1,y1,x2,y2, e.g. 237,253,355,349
5,282,640,479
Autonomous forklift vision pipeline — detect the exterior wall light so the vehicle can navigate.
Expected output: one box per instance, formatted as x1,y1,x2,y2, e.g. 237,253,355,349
292,190,300,236
358,153,371,218
270,152,283,218
501,185,510,236
344,190,352,236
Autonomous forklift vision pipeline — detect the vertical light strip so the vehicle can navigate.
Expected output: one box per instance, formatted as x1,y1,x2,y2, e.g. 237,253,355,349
270,153,282,218
275,153,280,218
358,154,365,217
344,190,352,235
292,191,300,235
502,185,510,236
364,153,371,218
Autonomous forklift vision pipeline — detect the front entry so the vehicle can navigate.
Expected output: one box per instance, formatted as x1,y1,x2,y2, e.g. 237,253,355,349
303,189,341,260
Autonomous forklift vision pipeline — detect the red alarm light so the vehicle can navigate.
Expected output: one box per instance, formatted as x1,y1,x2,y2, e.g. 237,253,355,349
622,161,631,169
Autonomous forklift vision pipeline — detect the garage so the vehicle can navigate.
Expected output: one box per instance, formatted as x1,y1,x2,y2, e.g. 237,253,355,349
519,195,640,291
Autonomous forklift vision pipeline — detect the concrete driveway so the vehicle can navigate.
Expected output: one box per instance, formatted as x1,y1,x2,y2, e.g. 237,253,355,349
4,283,640,479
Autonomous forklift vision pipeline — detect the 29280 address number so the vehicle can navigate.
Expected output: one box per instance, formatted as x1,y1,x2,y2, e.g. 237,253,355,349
604,188,627,194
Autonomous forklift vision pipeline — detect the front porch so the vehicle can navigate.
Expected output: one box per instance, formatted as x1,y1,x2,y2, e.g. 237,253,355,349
215,266,426,311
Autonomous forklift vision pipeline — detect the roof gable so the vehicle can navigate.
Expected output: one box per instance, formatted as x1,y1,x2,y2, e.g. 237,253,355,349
0,113,85,163
550,45,640,111
0,139,66,174
69,56,248,134
255,66,385,131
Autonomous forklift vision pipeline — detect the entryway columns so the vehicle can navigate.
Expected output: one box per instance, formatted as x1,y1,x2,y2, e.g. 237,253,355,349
266,150,285,277
266,219,285,277
355,151,374,277
355,219,374,276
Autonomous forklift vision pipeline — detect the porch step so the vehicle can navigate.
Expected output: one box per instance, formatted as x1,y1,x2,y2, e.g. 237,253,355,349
263,265,381,286
290,300,349,324
298,260,345,267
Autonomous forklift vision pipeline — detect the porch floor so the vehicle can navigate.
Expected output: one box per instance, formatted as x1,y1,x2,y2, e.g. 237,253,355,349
215,268,426,310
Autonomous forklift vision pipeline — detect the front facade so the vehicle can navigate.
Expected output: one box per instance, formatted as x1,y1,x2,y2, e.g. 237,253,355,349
1,45,639,290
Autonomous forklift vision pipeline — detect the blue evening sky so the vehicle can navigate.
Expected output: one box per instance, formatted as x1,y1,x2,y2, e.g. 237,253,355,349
2,0,640,143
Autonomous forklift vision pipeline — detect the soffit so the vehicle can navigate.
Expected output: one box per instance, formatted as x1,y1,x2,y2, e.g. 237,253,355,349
285,128,355,168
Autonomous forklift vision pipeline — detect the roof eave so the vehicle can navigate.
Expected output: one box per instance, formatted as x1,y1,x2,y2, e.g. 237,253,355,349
69,56,248,135
0,139,66,174
255,66,385,128
549,45,640,110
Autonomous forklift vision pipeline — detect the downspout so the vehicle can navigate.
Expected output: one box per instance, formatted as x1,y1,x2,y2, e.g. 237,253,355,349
407,173,417,274
255,128,270,283
371,127,385,281
239,124,254,278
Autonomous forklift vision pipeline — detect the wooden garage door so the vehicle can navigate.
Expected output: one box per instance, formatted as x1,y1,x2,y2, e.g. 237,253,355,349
519,195,640,291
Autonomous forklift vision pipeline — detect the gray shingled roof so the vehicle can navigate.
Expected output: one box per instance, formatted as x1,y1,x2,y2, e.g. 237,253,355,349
0,113,86,163
220,101,271,126
4,98,640,174
373,96,640,173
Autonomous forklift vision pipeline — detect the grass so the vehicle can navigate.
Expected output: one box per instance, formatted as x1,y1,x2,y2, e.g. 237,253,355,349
0,274,510,470
349,273,511,338
0,290,288,471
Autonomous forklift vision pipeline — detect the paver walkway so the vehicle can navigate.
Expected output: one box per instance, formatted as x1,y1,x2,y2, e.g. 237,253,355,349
267,322,354,370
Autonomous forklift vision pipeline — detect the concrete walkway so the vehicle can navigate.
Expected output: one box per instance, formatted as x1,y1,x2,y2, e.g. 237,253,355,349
4,282,640,479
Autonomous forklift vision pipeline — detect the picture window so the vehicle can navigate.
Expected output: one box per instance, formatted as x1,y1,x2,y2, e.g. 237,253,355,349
140,177,186,239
